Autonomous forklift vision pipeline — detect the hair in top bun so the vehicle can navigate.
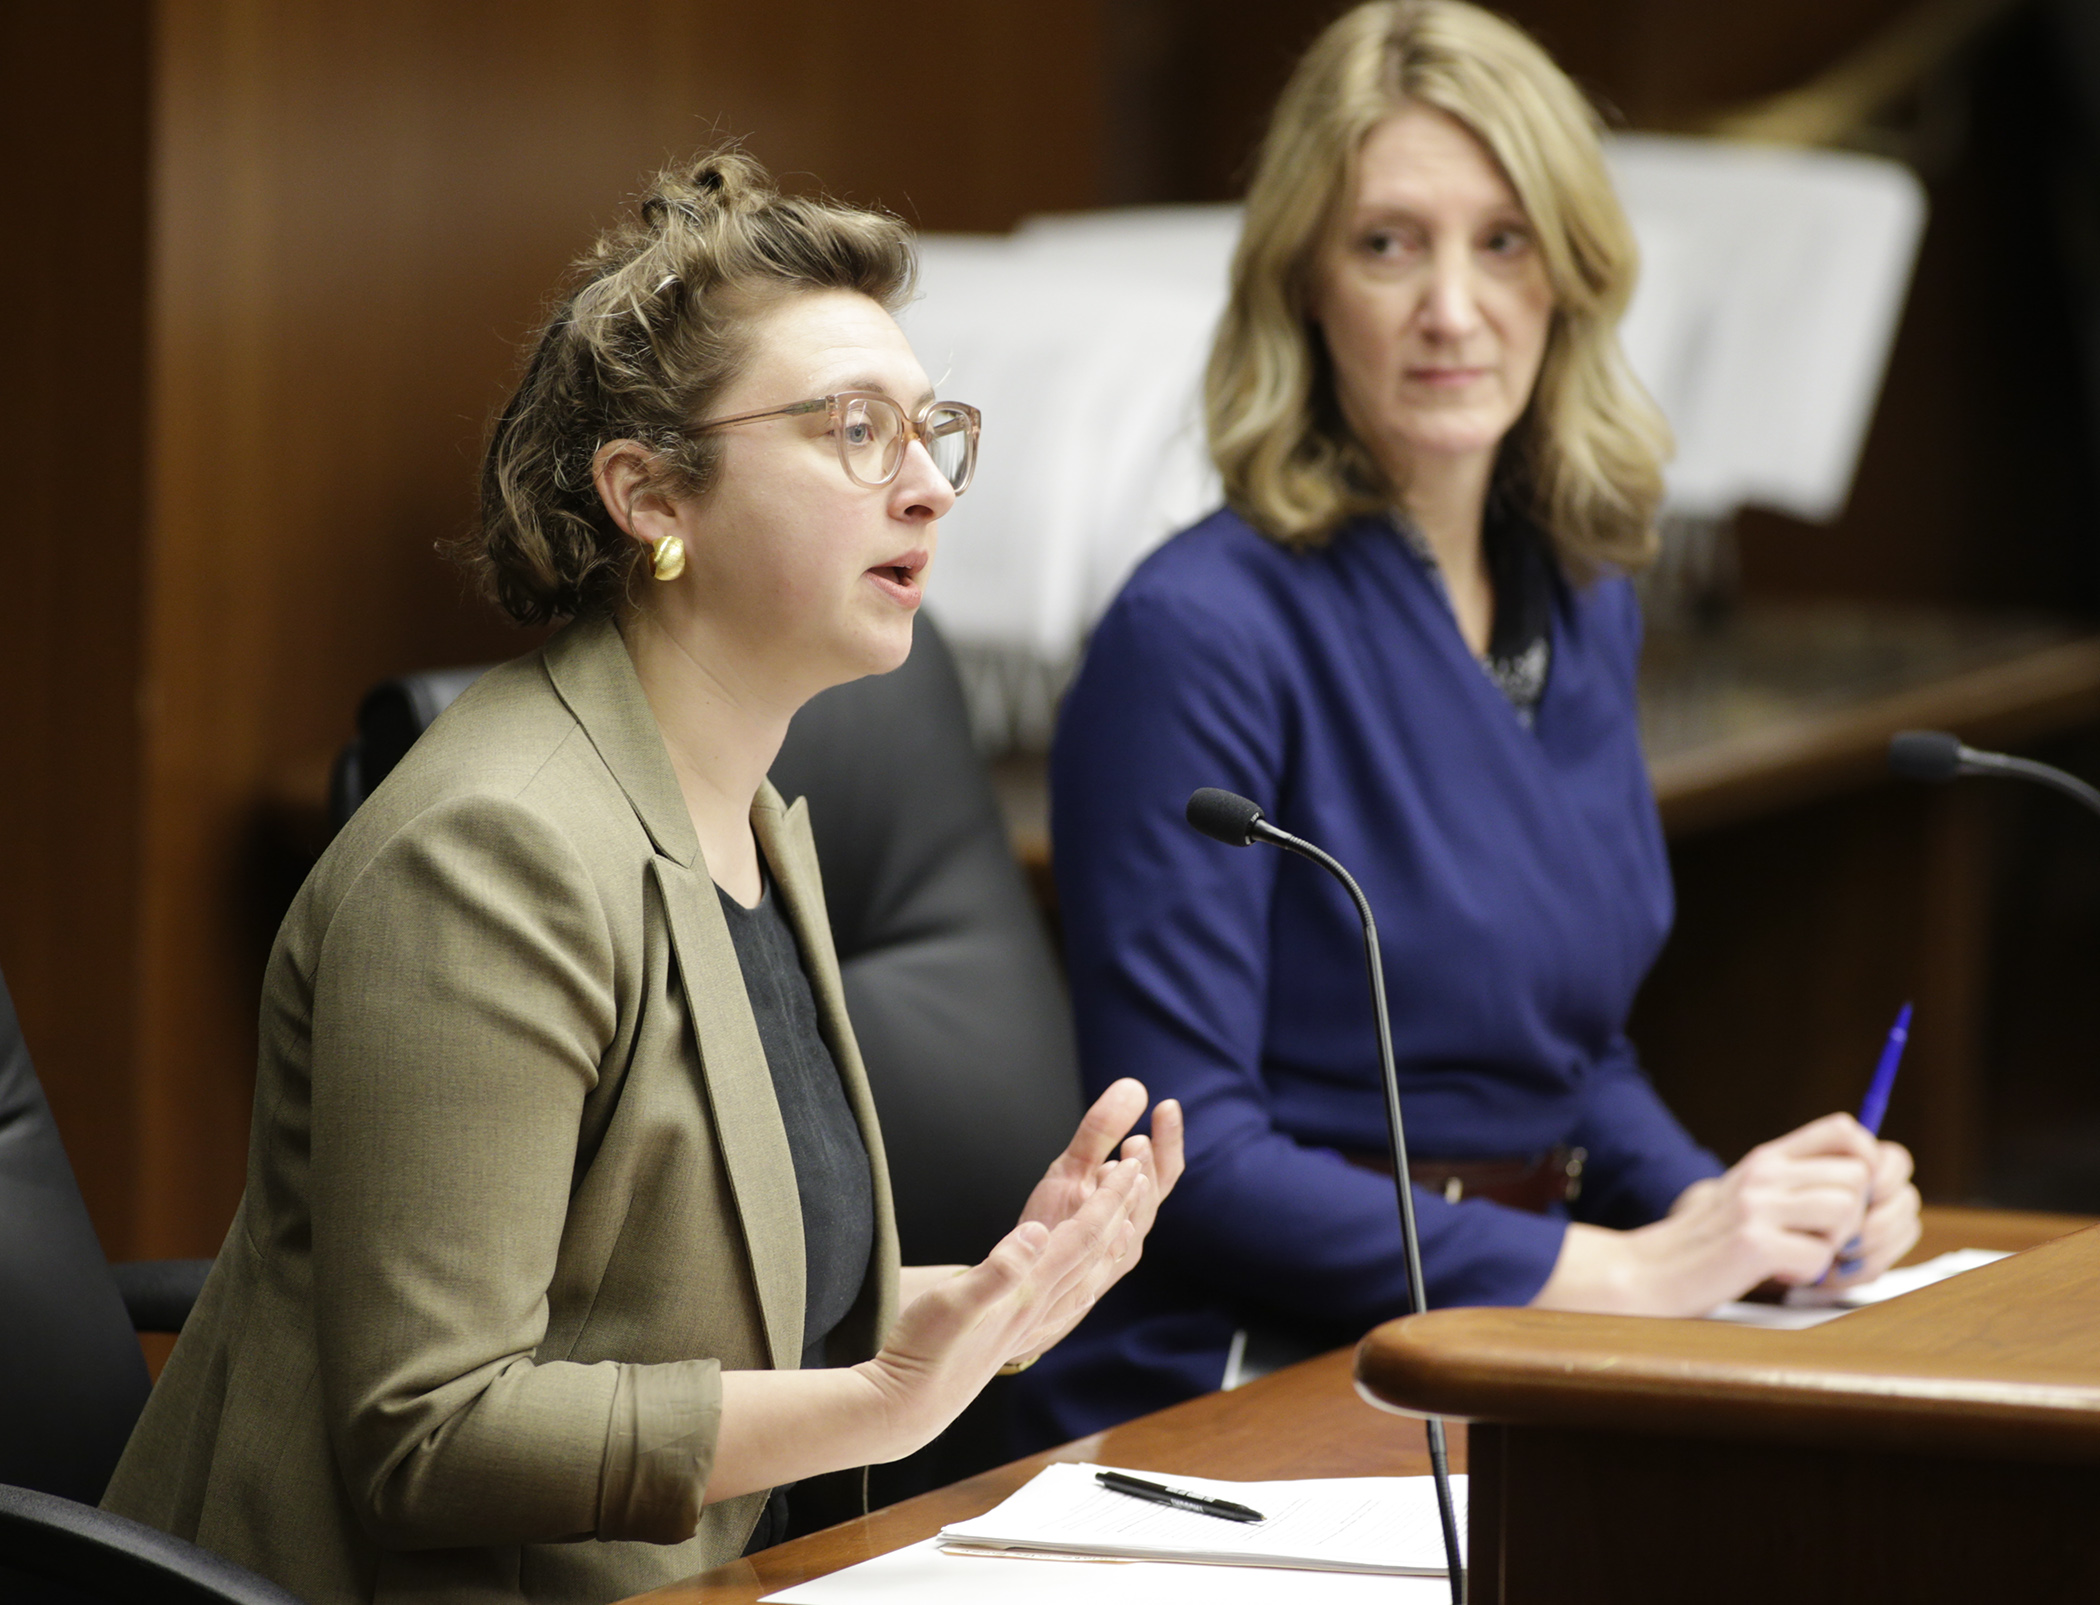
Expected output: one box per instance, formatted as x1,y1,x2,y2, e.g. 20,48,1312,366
467,146,916,625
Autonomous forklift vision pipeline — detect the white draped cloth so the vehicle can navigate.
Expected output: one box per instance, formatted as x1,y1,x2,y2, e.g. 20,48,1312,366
897,135,1926,744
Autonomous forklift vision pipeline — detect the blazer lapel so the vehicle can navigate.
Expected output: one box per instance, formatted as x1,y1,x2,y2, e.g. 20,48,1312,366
541,613,700,866
652,855,806,1373
543,614,806,1369
755,786,902,1350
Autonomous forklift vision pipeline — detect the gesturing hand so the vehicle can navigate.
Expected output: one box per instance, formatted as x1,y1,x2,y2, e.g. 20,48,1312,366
713,1149,1163,1501
975,1078,1183,1369
864,1153,1152,1452
1018,1079,1183,1289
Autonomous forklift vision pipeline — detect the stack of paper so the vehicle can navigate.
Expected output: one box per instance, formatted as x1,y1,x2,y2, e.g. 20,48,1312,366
759,1465,1465,1605
759,1539,1457,1604
1707,1248,2010,1330
939,1462,1463,1575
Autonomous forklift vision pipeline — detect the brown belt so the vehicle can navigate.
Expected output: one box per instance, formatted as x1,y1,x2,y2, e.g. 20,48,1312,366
1342,1145,1586,1213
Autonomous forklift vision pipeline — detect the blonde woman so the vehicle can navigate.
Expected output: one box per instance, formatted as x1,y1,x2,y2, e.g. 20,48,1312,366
1021,0,1917,1444
103,151,1181,1603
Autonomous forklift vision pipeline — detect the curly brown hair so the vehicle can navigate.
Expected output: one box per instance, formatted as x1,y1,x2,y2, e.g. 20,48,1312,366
467,147,918,625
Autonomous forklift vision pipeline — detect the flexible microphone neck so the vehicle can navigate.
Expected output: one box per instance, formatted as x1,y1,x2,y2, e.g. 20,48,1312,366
1888,730,2100,818
1186,787,1465,1603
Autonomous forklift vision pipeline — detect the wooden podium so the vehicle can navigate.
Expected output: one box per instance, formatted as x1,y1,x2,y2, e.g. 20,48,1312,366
1356,1208,2100,1603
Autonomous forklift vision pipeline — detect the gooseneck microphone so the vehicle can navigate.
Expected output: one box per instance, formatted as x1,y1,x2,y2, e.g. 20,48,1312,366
1888,730,2100,818
1185,787,1466,1604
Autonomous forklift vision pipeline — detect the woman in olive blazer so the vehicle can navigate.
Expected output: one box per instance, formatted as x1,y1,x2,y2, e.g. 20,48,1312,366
110,616,875,1599
104,150,1180,1604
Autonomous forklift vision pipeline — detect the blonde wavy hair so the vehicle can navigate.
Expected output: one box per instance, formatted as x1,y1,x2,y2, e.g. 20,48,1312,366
1206,0,1669,575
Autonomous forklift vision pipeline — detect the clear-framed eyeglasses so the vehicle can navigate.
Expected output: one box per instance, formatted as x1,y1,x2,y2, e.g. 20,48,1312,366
685,390,981,495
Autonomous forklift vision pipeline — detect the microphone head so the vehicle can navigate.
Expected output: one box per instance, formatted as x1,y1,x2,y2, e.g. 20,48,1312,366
1186,787,1267,847
1889,729,1965,783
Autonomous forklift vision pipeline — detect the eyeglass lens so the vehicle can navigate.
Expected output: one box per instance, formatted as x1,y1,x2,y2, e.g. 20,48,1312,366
838,396,974,490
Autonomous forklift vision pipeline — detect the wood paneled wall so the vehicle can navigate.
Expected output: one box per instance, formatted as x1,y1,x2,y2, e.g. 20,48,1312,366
1103,0,1928,206
1,0,2080,1258
2,0,1106,1259
2,3,156,1244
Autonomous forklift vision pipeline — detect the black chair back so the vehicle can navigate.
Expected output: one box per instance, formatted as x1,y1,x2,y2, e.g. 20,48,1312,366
0,1483,303,1605
0,968,152,1503
769,620,1081,1264
329,665,493,830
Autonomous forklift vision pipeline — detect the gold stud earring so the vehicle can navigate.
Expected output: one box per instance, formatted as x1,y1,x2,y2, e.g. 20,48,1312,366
650,534,687,582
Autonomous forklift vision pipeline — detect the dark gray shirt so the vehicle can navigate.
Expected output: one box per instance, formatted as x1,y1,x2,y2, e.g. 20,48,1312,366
715,872,873,1372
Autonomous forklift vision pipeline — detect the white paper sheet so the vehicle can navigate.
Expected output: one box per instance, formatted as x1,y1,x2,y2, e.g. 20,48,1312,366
935,1463,1463,1575
760,1537,1458,1605
1818,1247,2008,1305
1706,1247,2011,1329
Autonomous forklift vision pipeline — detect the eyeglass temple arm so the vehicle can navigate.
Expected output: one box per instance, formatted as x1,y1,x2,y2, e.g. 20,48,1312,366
686,397,831,436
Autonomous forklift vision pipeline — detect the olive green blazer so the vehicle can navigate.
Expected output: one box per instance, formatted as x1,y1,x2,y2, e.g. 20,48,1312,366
103,613,901,1605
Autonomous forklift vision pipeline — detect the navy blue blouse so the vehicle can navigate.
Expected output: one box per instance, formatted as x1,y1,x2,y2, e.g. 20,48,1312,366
1016,506,1722,1443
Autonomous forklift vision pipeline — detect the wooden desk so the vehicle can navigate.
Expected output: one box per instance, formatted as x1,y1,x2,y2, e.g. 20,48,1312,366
1358,1208,2100,1603
630,1207,2079,1603
1636,603,2100,837
630,1347,1458,1604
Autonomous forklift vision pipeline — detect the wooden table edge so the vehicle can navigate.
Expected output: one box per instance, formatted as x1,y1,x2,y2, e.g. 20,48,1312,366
1356,1211,2100,1462
1650,635,2100,835
629,1345,1443,1602
631,1208,2089,1600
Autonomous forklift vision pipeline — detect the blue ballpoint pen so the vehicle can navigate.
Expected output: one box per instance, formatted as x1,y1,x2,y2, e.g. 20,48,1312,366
1834,1002,1911,1276
1857,1002,1911,1139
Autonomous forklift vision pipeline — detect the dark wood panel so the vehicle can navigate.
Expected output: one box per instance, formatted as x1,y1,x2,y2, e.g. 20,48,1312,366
1105,0,1940,207
1633,784,1995,1195
1510,0,1926,129
0,1,154,1253
1476,1420,2100,1603
114,0,1110,1257
1736,10,2096,619
1644,628,2100,838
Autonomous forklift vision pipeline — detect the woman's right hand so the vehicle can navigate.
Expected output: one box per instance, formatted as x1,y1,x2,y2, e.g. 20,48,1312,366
1533,1112,1908,1317
859,1154,1151,1451
707,1156,1148,1504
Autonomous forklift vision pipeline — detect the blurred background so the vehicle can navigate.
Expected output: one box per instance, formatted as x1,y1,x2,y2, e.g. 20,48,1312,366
6,0,2100,1295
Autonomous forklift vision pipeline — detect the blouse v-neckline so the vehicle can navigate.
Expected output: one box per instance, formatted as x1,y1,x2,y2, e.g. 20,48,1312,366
1385,509,1557,730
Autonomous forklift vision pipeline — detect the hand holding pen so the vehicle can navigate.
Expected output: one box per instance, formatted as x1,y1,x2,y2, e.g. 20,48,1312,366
1794,1003,1922,1292
1534,1012,1923,1318
1828,1003,1910,1280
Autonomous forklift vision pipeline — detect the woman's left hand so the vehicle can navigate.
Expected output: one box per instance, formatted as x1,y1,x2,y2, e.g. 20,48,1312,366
1007,1079,1184,1361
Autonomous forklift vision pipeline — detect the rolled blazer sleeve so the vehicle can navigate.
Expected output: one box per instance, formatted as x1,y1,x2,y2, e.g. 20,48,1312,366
310,794,719,1550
